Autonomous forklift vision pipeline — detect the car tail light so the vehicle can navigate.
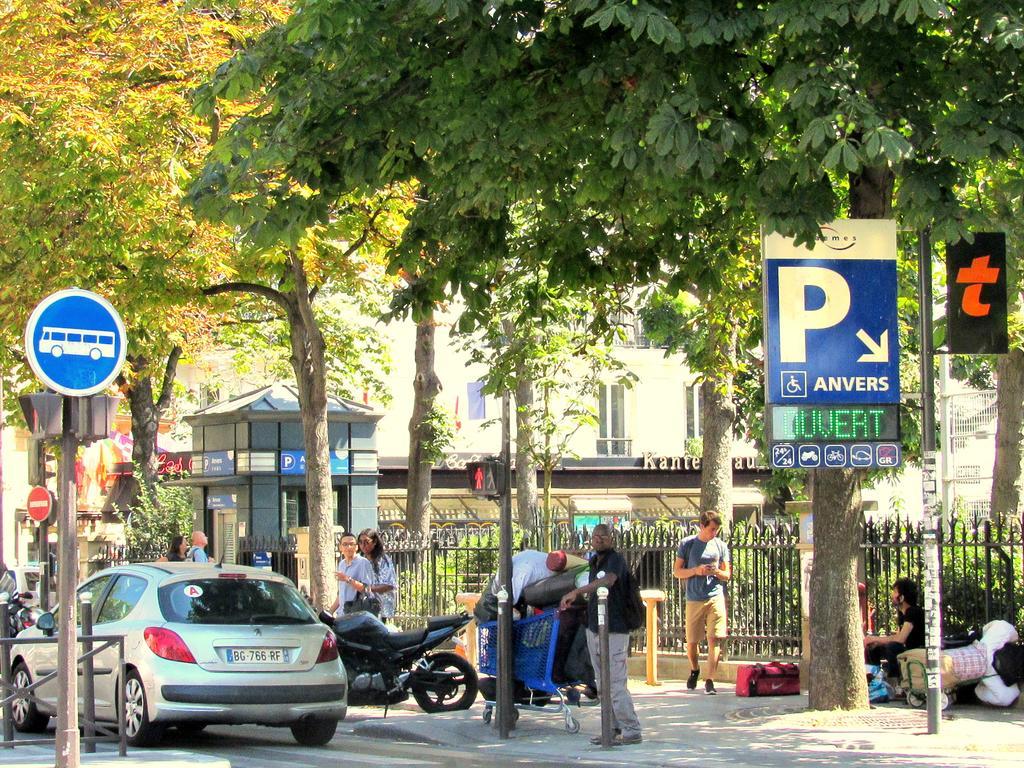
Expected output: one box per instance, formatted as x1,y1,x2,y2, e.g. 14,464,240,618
217,573,247,579
316,631,339,664
144,627,197,664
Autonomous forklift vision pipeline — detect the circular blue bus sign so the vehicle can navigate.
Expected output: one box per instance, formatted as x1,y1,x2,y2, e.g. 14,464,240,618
24,289,127,397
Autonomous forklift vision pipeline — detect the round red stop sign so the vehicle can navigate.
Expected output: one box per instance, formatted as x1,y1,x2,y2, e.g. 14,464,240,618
26,486,53,524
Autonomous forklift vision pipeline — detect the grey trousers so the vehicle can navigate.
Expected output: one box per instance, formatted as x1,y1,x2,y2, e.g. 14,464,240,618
586,629,641,738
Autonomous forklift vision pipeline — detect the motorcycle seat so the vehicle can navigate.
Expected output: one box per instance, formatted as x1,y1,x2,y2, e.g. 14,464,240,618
426,614,467,632
385,628,428,648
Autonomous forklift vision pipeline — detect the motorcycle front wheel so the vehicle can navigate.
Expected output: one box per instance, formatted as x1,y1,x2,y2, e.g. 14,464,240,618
410,651,479,713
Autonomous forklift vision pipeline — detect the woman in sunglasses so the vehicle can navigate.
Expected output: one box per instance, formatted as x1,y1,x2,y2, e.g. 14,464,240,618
357,528,399,622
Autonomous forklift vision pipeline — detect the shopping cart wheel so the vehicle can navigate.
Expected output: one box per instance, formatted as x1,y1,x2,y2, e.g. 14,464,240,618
906,691,926,708
565,715,580,734
482,707,492,724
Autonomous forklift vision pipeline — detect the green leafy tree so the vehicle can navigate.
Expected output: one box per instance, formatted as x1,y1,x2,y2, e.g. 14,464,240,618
640,219,761,519
191,196,411,612
0,0,290,498
190,0,1024,710
125,473,195,557
457,260,634,543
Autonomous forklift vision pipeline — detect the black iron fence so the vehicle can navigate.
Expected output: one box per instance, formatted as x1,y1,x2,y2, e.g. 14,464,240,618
380,522,802,660
863,515,1023,636
90,515,1022,663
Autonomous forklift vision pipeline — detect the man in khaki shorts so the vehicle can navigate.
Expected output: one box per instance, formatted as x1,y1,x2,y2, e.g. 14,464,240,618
673,510,731,694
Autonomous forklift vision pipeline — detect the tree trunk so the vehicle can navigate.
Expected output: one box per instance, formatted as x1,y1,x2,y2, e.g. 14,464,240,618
808,468,868,709
804,164,895,710
514,373,538,529
123,348,181,502
285,255,335,612
700,322,737,519
407,314,441,537
990,348,1024,522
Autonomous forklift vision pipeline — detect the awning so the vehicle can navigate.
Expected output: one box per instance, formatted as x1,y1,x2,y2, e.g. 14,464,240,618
569,495,632,513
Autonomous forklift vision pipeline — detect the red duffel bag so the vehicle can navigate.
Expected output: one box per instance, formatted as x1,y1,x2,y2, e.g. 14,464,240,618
736,662,801,697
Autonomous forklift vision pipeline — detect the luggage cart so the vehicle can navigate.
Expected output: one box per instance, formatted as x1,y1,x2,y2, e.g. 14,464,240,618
898,646,988,710
478,609,581,733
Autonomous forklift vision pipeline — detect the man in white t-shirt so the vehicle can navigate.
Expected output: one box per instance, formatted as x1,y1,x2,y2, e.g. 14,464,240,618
491,549,555,611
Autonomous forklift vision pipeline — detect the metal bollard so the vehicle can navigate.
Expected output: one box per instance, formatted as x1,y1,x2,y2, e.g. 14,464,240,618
641,590,666,686
80,592,95,754
1,594,12,748
597,587,613,748
496,587,514,736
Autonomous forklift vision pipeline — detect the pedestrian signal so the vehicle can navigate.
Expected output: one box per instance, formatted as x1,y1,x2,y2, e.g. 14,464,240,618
466,459,503,499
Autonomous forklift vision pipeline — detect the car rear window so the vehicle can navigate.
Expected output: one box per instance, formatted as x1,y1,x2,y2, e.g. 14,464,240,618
158,578,316,625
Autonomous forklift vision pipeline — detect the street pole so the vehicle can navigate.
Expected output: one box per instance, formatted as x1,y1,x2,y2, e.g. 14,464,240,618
496,390,514,738
597,586,613,748
917,228,942,734
56,395,80,766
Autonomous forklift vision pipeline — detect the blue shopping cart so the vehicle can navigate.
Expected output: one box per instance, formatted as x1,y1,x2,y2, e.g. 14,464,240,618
478,609,582,733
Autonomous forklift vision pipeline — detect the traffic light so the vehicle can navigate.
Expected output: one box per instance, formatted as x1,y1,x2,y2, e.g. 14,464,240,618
27,441,56,487
466,459,504,499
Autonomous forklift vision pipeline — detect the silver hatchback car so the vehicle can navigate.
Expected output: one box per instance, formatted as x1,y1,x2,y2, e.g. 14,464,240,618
11,563,347,746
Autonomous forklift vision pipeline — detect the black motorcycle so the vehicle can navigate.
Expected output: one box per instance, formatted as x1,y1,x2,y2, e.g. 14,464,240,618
2,591,40,639
320,610,478,712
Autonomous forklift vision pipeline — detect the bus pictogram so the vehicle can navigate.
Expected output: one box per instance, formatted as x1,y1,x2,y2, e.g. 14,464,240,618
38,326,117,360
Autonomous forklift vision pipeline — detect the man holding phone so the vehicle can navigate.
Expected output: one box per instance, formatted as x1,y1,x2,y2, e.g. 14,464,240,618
673,510,731,694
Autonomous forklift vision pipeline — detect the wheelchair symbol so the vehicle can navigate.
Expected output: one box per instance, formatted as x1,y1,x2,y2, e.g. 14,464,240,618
780,371,807,398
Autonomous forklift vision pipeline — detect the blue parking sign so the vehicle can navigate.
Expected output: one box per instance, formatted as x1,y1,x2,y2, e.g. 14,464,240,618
763,221,900,405
24,289,127,397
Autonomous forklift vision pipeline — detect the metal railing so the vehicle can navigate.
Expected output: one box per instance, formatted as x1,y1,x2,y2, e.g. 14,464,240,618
863,514,1023,636
83,514,1016,664
0,629,126,755
379,522,803,659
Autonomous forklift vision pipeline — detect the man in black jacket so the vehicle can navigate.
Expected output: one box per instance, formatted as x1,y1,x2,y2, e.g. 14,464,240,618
560,524,642,746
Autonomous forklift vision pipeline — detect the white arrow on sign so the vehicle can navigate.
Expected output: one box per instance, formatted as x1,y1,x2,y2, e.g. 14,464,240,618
856,329,889,362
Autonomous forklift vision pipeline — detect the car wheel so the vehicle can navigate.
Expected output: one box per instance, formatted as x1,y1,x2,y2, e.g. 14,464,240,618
123,671,164,747
290,718,338,746
410,651,479,713
11,663,49,733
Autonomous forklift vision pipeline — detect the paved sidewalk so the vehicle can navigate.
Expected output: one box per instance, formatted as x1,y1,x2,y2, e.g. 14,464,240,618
0,681,1019,767
348,679,1024,767
0,748,228,768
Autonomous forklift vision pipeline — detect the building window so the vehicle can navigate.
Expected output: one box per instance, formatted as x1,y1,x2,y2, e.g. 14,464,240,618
685,384,703,439
281,488,348,533
598,384,631,456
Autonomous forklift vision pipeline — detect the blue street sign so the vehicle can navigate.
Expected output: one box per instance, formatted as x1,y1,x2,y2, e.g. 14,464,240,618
252,551,272,568
280,450,350,475
769,442,900,469
203,451,235,477
24,289,127,397
207,493,237,510
763,221,900,405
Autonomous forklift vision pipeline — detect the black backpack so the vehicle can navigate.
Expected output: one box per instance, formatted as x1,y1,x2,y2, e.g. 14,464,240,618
623,569,645,632
993,642,1024,687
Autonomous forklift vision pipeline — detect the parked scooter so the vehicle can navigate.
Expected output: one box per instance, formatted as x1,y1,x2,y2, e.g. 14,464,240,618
1,591,40,638
320,610,478,712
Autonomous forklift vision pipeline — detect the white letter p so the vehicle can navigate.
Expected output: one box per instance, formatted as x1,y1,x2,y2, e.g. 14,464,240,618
777,267,850,362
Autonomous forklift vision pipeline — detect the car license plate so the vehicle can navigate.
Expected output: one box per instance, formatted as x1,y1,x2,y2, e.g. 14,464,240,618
226,648,285,664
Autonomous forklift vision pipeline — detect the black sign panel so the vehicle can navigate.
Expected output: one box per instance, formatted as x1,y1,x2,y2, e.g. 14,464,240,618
947,232,1008,354
769,404,900,442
